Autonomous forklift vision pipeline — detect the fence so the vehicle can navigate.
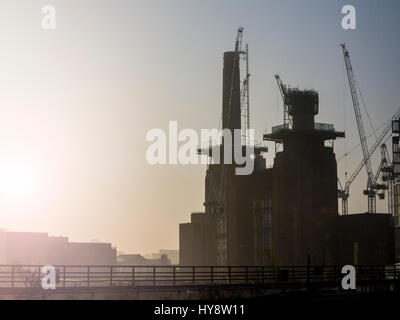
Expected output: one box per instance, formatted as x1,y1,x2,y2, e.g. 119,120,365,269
0,265,398,289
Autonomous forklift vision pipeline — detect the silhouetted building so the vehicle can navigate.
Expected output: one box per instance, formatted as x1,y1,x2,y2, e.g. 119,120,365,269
328,213,394,265
179,223,193,265
261,88,344,265
158,250,179,265
0,231,48,265
179,212,216,266
0,230,116,265
48,239,116,265
179,46,395,266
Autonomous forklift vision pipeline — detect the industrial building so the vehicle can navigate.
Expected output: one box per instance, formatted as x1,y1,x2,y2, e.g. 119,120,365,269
0,230,116,265
179,31,396,267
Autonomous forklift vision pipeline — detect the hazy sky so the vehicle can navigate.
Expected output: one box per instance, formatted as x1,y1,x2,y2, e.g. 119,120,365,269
0,0,399,254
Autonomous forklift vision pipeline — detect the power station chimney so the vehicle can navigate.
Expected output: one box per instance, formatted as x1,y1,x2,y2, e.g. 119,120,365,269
222,51,241,132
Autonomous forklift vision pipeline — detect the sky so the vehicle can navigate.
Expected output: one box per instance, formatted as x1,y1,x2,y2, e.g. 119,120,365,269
0,0,399,254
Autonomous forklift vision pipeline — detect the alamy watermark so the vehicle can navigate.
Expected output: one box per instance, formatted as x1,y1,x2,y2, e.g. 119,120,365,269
145,121,255,175
41,265,56,290
41,5,56,30
341,5,356,30
341,265,356,290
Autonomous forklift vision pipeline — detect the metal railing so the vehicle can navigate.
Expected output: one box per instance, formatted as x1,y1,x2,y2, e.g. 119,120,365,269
271,123,335,134
0,265,399,290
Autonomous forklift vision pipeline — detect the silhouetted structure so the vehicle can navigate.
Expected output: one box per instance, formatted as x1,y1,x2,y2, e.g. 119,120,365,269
179,212,216,265
179,45,396,266
261,88,344,265
328,213,394,265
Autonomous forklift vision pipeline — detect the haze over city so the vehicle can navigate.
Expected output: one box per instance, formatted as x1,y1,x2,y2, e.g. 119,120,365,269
0,0,399,255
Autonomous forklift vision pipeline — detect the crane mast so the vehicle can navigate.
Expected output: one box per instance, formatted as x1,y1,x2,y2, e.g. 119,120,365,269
341,43,376,213
241,44,250,145
274,74,292,128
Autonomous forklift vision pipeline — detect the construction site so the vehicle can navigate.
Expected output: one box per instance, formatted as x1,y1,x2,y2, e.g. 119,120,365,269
179,28,399,267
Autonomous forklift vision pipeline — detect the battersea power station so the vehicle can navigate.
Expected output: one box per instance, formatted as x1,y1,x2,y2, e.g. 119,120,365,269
179,32,395,267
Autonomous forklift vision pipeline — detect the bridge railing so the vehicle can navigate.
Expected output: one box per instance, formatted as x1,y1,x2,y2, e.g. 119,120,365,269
0,265,397,289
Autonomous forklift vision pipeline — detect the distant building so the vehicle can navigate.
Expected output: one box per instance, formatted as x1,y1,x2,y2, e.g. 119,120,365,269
0,230,116,265
48,239,116,265
117,254,170,266
117,254,149,265
0,231,48,265
145,249,179,265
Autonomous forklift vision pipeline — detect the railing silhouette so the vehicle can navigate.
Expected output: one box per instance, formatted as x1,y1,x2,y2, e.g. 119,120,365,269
0,265,398,289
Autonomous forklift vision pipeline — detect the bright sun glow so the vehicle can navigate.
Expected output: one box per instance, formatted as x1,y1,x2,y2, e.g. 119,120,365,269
0,157,45,204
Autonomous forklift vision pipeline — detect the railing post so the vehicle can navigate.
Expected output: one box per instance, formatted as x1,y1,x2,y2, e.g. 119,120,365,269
110,266,113,287
131,266,135,287
192,266,195,285
262,266,264,284
228,266,231,285
63,266,66,288
277,266,280,283
38,266,41,288
245,266,248,284
211,266,213,285
153,266,156,286
292,266,295,283
87,266,90,287
333,266,336,285
11,266,14,288
173,266,176,286
321,266,324,283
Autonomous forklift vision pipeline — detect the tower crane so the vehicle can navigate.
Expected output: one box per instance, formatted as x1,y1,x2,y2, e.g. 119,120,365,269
341,43,377,213
338,108,400,214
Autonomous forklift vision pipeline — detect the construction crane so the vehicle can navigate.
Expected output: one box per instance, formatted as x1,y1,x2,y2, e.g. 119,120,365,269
341,43,377,213
240,43,250,145
274,74,292,128
379,142,395,214
337,105,400,214
226,27,244,126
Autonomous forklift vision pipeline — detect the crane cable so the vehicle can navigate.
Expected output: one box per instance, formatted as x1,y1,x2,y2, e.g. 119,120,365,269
337,120,389,161
355,76,378,141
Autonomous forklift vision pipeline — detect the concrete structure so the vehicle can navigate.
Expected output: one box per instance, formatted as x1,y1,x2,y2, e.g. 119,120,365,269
0,230,116,265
